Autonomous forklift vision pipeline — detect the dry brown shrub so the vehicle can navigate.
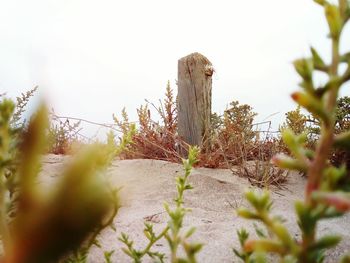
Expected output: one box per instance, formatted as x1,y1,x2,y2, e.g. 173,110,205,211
237,135,289,188
113,81,188,162
114,89,288,188
47,112,84,155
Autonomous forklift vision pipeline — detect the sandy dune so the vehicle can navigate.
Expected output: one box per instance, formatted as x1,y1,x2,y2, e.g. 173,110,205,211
41,155,350,263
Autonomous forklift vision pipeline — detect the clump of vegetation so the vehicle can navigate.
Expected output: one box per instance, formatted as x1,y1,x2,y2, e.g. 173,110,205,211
280,106,309,136
113,81,187,162
207,101,288,188
0,96,122,262
235,1,350,262
119,146,202,263
203,101,258,167
332,96,350,169
6,87,86,156
115,89,287,187
281,96,350,169
10,86,38,129
335,96,350,134
47,111,83,155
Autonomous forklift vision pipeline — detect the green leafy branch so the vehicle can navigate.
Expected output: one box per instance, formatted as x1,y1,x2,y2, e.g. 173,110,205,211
0,97,126,263
119,146,202,263
235,1,350,262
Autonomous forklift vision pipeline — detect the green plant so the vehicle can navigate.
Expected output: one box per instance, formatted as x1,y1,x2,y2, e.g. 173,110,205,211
201,100,258,167
0,98,121,263
240,149,289,189
335,96,350,134
1,87,39,205
281,96,350,169
119,146,202,263
209,101,257,154
47,113,82,155
205,102,288,188
10,86,38,129
223,101,258,144
280,106,308,135
235,1,350,262
62,122,135,263
331,96,350,169
114,81,186,162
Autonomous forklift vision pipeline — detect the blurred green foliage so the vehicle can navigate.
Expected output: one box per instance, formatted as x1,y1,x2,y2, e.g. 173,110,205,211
0,97,121,263
281,96,350,168
235,1,350,262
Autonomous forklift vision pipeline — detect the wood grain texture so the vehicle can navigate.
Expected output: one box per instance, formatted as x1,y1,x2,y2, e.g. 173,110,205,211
177,52,213,148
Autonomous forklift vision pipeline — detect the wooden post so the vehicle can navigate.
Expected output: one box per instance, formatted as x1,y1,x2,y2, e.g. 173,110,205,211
177,52,213,148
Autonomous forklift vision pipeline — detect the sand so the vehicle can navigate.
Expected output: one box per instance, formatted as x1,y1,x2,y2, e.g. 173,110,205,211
41,155,350,263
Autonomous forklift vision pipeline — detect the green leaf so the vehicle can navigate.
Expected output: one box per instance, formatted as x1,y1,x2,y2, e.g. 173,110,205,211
341,52,350,63
291,92,329,124
272,154,307,172
185,227,196,238
309,235,341,251
183,241,203,255
323,166,346,189
121,247,133,257
311,47,326,70
237,208,260,220
295,201,317,235
104,250,114,263
282,129,302,157
244,239,287,254
237,228,250,247
325,4,343,39
110,224,117,232
272,222,295,249
253,223,267,238
314,0,328,6
293,58,314,82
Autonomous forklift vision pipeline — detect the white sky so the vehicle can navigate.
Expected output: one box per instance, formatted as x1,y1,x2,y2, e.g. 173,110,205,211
1,0,349,138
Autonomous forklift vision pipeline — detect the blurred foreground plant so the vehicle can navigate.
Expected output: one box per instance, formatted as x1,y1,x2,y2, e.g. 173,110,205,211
0,98,120,263
235,1,350,262
280,96,350,167
119,146,202,263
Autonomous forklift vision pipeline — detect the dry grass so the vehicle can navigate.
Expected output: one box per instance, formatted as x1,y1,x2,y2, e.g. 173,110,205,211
112,84,288,188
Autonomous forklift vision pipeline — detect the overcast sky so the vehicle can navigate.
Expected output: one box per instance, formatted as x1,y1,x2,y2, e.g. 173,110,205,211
1,0,349,139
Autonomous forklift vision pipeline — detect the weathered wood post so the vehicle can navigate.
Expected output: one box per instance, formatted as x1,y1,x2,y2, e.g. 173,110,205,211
177,52,213,149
